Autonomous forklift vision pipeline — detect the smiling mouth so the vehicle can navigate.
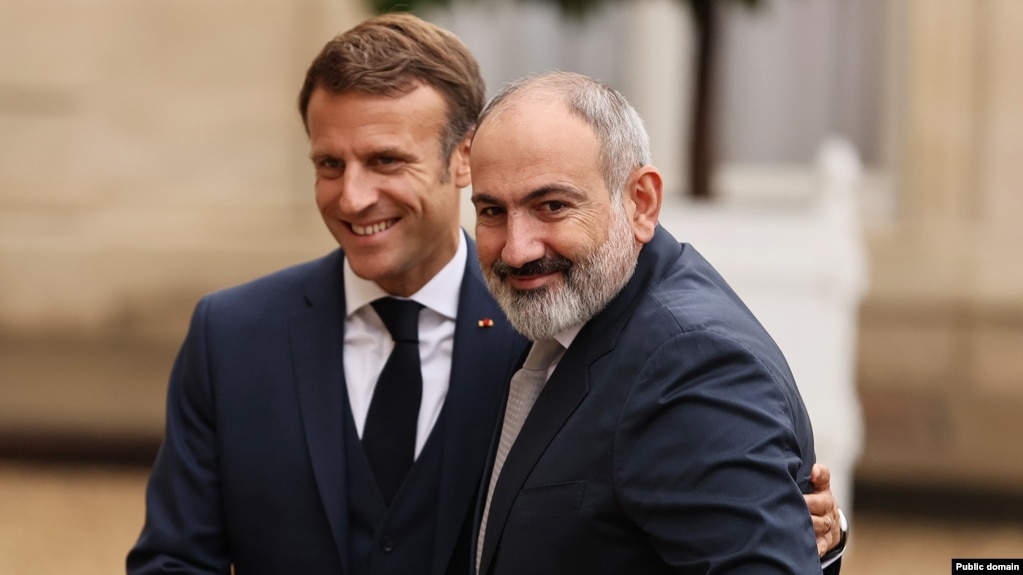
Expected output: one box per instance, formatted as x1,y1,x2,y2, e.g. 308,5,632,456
350,219,397,236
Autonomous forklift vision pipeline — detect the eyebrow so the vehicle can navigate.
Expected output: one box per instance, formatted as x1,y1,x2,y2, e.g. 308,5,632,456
309,145,412,163
471,184,587,207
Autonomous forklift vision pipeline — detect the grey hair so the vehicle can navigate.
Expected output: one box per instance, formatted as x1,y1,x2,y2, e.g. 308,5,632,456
476,71,652,201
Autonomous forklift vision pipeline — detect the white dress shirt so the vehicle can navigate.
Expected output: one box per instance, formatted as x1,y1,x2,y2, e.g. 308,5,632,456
343,233,466,458
546,325,582,378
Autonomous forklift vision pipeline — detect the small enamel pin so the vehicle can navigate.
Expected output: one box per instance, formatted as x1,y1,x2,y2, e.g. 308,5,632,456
477,318,495,328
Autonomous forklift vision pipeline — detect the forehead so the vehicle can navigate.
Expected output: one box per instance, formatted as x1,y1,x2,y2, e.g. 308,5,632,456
306,85,448,148
471,98,603,196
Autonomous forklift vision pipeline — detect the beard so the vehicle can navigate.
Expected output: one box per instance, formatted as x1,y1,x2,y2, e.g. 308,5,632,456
484,205,638,341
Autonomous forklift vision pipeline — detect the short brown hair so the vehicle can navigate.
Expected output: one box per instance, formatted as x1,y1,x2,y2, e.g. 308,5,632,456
298,13,485,161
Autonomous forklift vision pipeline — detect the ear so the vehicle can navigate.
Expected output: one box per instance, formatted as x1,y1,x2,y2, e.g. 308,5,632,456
623,166,662,244
451,131,473,189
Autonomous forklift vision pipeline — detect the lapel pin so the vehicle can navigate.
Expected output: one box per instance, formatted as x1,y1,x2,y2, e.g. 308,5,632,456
478,318,495,328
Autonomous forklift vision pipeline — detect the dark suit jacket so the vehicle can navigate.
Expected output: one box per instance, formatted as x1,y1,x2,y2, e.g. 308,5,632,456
477,226,825,575
128,233,527,574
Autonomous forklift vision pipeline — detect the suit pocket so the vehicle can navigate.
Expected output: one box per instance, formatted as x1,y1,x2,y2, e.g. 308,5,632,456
515,481,586,518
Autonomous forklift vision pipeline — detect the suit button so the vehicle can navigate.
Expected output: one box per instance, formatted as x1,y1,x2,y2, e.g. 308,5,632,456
381,537,395,553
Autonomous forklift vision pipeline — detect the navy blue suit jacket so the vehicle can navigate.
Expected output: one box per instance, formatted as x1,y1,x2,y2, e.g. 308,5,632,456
128,234,527,574
477,226,824,574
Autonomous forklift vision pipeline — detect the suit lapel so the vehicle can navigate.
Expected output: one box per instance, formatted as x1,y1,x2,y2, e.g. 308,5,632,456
479,227,681,574
433,235,527,575
477,340,595,574
288,250,353,574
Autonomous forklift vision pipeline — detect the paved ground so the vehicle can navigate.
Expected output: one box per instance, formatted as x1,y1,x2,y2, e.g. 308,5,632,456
1,460,1022,575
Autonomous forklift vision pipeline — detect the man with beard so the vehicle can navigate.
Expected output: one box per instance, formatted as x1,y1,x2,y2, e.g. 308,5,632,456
128,14,843,575
470,71,839,574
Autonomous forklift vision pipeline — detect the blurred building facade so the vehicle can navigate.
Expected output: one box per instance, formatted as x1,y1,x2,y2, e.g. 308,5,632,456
856,0,1023,494
1,0,1021,495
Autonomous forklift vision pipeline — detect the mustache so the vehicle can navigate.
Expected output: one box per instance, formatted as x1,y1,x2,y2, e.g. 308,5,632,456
492,255,572,280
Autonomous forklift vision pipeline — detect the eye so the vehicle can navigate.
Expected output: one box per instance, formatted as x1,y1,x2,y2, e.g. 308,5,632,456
478,206,504,218
374,155,405,170
314,156,341,170
314,157,343,180
543,200,567,213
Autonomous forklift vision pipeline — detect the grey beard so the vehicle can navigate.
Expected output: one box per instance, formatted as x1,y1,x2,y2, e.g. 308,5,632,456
485,207,638,341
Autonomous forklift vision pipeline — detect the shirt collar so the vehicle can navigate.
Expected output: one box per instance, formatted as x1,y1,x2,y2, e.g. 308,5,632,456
344,231,467,320
553,324,584,354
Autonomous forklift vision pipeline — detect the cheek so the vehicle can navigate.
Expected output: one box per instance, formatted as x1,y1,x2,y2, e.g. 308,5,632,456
426,184,459,214
555,216,606,258
473,227,504,267
314,180,338,211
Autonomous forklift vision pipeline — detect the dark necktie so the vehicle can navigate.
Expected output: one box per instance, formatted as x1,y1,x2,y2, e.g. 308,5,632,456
363,297,424,504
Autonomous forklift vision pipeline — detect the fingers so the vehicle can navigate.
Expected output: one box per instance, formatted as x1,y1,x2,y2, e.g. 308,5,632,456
807,462,837,515
812,513,837,557
805,491,825,515
808,462,842,557
816,534,829,557
811,511,832,537
810,463,832,490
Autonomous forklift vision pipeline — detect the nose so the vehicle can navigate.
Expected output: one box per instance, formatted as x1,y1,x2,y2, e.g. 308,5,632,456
500,213,546,269
335,167,378,215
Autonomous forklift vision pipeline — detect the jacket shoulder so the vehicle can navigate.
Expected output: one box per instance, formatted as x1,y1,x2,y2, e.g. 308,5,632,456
191,250,343,328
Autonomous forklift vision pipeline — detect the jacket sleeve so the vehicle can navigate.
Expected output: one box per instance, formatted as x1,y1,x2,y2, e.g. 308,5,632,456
126,297,231,574
614,329,823,574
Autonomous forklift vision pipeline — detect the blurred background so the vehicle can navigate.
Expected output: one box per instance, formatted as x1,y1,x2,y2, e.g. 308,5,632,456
1,0,1021,573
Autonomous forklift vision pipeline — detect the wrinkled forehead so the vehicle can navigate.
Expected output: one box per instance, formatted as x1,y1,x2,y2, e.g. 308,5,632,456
474,95,592,156
470,98,606,202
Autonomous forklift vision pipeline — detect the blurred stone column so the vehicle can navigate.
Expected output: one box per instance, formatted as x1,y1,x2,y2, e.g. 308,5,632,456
857,0,1023,492
621,0,694,198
